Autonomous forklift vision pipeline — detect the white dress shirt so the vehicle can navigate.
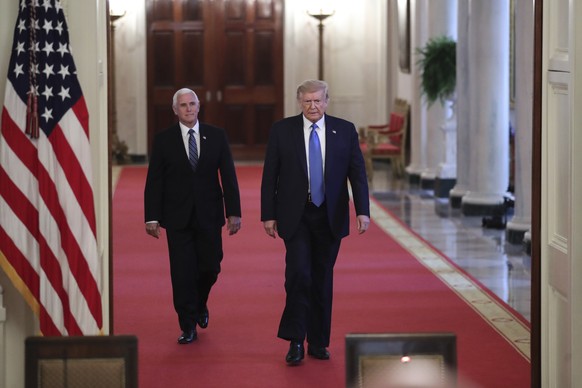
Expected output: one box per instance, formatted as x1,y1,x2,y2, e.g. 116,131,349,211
303,116,326,192
180,121,200,159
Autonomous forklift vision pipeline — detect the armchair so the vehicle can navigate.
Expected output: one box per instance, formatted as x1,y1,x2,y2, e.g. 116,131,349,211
361,99,410,182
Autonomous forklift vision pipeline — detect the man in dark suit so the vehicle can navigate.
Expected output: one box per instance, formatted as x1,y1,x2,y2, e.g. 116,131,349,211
144,88,241,344
261,80,370,365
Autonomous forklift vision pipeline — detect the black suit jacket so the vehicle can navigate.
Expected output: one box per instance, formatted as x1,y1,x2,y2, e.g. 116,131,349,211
261,114,370,240
144,123,241,230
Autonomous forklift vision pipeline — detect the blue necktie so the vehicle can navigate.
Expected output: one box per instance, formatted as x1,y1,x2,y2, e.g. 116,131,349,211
188,129,198,171
309,124,324,206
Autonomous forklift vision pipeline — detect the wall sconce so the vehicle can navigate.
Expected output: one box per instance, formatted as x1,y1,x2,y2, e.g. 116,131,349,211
110,0,126,21
307,7,335,80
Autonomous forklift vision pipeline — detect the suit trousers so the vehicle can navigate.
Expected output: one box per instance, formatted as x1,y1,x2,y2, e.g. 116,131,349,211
278,201,341,347
165,216,223,332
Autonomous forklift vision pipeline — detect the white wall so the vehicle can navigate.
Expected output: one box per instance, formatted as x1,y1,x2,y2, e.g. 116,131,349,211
112,0,148,156
283,0,388,128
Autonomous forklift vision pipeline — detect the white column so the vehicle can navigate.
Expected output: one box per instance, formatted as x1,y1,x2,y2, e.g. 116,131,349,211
506,0,533,244
420,0,457,189
437,99,457,180
449,0,470,207
461,0,510,215
406,0,429,183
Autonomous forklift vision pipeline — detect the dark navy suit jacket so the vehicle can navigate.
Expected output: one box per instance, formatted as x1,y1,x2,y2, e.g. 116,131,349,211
261,113,370,240
144,123,241,230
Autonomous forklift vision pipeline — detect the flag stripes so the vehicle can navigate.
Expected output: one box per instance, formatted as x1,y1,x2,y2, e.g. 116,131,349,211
0,0,102,336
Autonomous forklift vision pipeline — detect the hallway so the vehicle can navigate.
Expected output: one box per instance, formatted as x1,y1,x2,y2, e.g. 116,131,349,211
112,159,532,324
111,163,530,387
369,161,531,322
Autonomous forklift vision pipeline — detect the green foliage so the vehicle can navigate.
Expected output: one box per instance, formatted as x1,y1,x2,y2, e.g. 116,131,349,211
416,35,456,106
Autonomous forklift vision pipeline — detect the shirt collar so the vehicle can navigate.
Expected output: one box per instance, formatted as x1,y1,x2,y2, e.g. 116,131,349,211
302,115,325,131
179,121,199,136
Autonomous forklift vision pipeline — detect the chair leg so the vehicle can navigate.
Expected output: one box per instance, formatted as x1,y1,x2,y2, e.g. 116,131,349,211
365,155,374,183
391,158,403,179
397,158,405,178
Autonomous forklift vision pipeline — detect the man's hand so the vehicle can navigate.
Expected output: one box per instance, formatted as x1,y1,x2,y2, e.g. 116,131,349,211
145,222,161,239
263,220,277,238
356,215,370,234
227,216,242,235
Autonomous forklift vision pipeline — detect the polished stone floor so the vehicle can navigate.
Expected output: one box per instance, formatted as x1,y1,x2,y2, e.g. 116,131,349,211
369,161,532,322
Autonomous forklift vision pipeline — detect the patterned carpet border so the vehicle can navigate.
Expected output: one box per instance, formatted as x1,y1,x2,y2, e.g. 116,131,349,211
369,199,531,362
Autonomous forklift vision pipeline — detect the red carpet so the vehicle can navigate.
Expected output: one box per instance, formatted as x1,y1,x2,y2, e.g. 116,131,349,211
113,165,530,387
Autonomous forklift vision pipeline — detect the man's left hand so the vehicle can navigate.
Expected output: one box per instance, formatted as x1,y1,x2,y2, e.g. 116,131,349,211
356,215,370,234
227,216,242,235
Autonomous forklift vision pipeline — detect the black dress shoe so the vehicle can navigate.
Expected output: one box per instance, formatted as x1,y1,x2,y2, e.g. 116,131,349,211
285,341,304,365
308,345,330,360
197,308,209,329
177,329,197,344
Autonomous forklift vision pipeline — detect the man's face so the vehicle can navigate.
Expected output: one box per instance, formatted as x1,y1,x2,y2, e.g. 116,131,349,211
299,89,328,123
173,92,200,128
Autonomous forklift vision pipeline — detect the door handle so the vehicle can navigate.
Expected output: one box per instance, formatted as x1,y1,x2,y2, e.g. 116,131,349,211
205,90,212,102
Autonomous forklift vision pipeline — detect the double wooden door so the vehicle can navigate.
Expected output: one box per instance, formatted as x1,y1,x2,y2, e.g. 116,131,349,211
146,0,283,160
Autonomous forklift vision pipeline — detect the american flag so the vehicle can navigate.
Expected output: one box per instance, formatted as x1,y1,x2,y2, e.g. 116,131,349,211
0,0,103,335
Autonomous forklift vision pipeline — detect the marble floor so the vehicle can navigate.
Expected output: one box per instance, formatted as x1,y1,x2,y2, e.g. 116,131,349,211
368,161,532,322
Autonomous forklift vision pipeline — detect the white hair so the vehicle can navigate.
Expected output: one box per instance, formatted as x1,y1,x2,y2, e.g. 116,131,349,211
172,88,199,107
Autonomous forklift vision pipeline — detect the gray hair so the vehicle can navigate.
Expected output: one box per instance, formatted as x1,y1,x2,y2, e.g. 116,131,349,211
172,88,199,107
296,79,329,101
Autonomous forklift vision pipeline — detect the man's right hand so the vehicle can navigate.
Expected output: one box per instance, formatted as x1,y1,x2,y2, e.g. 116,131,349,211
263,220,277,239
145,222,161,239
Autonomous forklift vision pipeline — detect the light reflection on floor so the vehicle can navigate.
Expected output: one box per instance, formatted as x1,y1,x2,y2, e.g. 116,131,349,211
369,161,531,322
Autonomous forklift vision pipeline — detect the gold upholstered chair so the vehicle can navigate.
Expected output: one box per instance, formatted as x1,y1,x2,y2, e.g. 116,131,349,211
360,98,410,182
25,335,138,388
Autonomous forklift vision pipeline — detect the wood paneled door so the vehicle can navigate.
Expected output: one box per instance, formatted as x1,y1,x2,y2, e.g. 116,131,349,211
146,0,284,160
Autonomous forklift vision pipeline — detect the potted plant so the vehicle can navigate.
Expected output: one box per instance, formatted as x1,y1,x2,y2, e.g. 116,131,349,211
416,35,456,106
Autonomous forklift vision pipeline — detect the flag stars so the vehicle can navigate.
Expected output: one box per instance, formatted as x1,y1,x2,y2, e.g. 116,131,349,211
43,64,55,79
42,0,52,12
55,21,64,35
17,19,26,34
41,108,53,122
9,3,85,138
58,65,70,79
13,63,24,78
58,86,71,101
42,86,54,100
42,19,53,35
57,42,68,57
29,85,39,97
42,42,54,56
30,63,40,75
16,41,26,56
